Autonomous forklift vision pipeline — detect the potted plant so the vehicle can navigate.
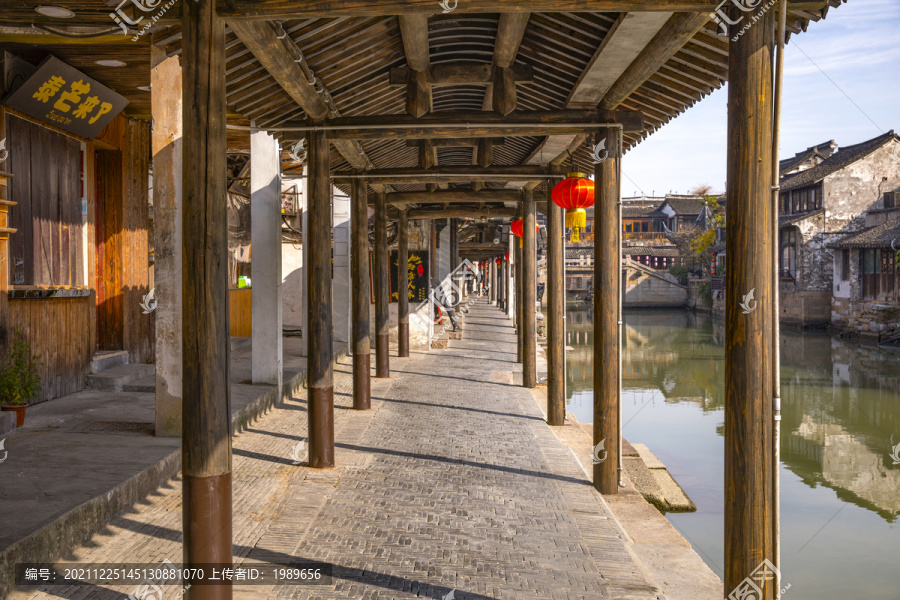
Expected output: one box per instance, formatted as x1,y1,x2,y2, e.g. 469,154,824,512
0,329,43,426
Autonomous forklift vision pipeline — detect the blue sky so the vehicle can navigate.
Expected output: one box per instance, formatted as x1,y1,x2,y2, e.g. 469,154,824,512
622,0,900,197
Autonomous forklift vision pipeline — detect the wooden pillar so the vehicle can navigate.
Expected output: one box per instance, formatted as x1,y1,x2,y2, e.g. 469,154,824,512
725,8,775,597
546,182,565,424
489,258,497,304
507,234,515,320
181,0,232,594
398,211,410,357
496,258,502,310
150,48,183,438
450,217,459,267
374,191,390,378
523,189,536,388
307,129,335,468
516,221,523,363
0,106,10,355
351,176,371,410
593,124,619,495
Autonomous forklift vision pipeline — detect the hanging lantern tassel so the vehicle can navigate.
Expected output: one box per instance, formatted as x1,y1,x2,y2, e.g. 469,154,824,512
566,208,587,242
551,172,594,244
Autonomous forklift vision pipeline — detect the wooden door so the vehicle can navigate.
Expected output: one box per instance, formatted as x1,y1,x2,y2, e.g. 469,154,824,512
94,148,123,351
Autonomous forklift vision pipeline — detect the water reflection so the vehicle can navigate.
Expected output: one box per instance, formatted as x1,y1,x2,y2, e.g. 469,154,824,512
566,308,900,520
565,309,900,597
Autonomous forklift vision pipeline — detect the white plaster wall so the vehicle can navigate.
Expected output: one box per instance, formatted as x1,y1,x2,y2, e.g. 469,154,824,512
282,243,304,327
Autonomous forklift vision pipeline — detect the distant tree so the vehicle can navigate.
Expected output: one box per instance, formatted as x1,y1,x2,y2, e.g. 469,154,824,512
668,195,724,274
690,184,712,196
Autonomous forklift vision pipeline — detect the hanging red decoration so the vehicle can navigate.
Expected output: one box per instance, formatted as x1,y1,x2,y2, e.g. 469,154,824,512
510,219,541,248
505,252,509,261
496,258,502,266
551,172,595,242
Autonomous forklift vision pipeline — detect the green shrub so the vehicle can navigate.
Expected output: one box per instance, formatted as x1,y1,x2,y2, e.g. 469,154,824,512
0,329,43,406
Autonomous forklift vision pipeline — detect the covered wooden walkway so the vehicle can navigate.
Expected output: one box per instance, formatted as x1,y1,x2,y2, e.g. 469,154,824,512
0,2,849,599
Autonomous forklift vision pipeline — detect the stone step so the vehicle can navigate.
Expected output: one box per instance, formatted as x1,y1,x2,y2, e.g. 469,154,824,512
122,375,156,393
90,350,129,374
86,364,156,392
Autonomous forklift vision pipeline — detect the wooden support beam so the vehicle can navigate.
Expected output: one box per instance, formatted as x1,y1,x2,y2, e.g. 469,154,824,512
351,175,371,410
460,242,509,251
725,8,775,597
599,12,710,110
311,109,643,140
495,13,531,68
593,124,619,496
228,20,329,120
374,192,391,378
419,140,437,169
398,15,431,72
522,188,537,387
406,69,432,118
399,15,432,118
407,137,505,148
228,20,384,191
390,62,534,86
546,182,565,425
407,207,518,219
492,66,518,115
476,138,494,167
387,189,521,206
218,1,720,20
336,165,555,179
307,129,335,468
398,211,410,358
181,0,233,593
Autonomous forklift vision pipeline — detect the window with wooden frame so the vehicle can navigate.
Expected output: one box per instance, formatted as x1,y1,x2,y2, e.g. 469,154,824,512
7,115,85,287
840,249,850,281
779,228,797,277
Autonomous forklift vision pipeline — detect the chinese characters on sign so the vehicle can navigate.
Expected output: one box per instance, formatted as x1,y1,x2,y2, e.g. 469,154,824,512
3,56,129,140
389,251,430,304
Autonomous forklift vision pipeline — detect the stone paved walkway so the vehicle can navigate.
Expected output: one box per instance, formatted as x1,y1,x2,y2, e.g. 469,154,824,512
12,299,660,600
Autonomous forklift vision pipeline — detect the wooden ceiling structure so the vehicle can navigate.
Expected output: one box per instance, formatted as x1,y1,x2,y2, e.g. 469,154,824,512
0,0,846,220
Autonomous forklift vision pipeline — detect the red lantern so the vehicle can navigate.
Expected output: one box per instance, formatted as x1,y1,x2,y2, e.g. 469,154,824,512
496,258,501,266
552,172,594,242
505,252,509,261
510,219,541,247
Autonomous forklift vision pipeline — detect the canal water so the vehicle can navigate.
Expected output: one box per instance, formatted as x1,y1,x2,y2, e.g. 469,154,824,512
564,308,900,600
